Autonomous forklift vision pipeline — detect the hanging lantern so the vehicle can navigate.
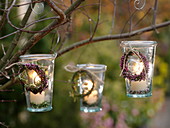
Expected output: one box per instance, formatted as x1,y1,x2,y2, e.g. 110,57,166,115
68,64,107,113
120,41,157,98
20,54,55,112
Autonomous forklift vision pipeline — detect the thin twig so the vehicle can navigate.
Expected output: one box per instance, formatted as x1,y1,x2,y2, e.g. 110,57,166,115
3,0,84,69
121,10,137,35
0,122,8,128
45,0,66,21
13,0,44,7
89,0,101,41
0,2,34,69
134,8,152,27
0,0,86,89
109,0,117,34
1,44,6,55
56,21,71,52
128,0,132,33
0,30,19,40
4,0,65,34
0,0,13,31
152,0,159,33
57,20,170,58
0,77,19,90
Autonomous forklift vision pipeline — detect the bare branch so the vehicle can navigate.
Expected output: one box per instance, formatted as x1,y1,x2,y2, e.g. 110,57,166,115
152,0,159,33
109,0,117,34
4,2,63,34
0,0,86,89
3,0,85,69
57,20,170,58
134,8,152,27
0,30,19,40
89,0,101,41
13,0,44,7
121,10,137,34
153,0,158,25
0,77,19,90
0,122,8,128
65,0,85,15
1,44,6,55
0,3,34,69
128,0,132,33
0,0,13,31
0,10,7,31
45,0,66,21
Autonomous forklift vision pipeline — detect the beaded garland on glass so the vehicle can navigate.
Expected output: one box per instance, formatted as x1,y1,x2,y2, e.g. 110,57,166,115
20,63,48,94
120,50,149,81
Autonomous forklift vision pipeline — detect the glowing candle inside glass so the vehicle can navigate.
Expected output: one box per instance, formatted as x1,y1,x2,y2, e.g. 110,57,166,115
128,59,144,75
120,41,157,98
129,61,148,91
28,70,41,84
30,91,45,104
28,70,45,104
82,80,98,105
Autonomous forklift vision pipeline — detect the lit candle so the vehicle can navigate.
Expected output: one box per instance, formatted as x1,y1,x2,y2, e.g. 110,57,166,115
82,80,98,105
130,80,148,91
28,69,45,104
28,70,41,85
30,91,45,104
82,80,93,90
128,59,144,75
129,60,148,91
84,90,98,105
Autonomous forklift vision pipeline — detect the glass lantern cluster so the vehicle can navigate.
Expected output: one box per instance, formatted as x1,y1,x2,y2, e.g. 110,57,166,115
18,40,157,113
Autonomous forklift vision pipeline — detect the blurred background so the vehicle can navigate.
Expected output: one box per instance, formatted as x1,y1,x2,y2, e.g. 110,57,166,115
0,0,170,128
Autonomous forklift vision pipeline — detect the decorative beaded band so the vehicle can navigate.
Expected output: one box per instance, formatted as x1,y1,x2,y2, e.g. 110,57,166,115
20,63,48,94
120,50,149,81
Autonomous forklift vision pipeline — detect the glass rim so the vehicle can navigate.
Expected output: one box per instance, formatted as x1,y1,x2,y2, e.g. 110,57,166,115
76,64,107,71
20,54,56,60
120,41,157,47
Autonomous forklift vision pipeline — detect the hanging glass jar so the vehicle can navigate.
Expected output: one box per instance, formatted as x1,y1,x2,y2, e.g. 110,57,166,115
20,54,55,112
120,41,157,98
71,64,107,113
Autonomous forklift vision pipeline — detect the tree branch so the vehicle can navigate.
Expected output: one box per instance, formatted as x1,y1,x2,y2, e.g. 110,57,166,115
57,20,170,57
0,4,34,69
0,0,12,31
0,77,19,90
152,0,159,33
153,0,158,25
89,0,101,41
0,0,86,89
2,0,85,71
109,0,117,34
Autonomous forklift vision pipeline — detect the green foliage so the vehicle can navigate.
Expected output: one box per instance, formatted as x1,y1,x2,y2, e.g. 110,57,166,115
30,101,50,109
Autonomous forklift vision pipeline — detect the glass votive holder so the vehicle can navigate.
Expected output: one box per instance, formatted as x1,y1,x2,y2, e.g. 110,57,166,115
120,41,157,98
20,54,55,112
76,64,107,113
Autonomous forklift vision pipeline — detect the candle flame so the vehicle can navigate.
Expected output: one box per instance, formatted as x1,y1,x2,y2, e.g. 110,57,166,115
128,60,144,75
28,70,41,84
133,62,144,75
82,80,93,91
28,70,38,78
